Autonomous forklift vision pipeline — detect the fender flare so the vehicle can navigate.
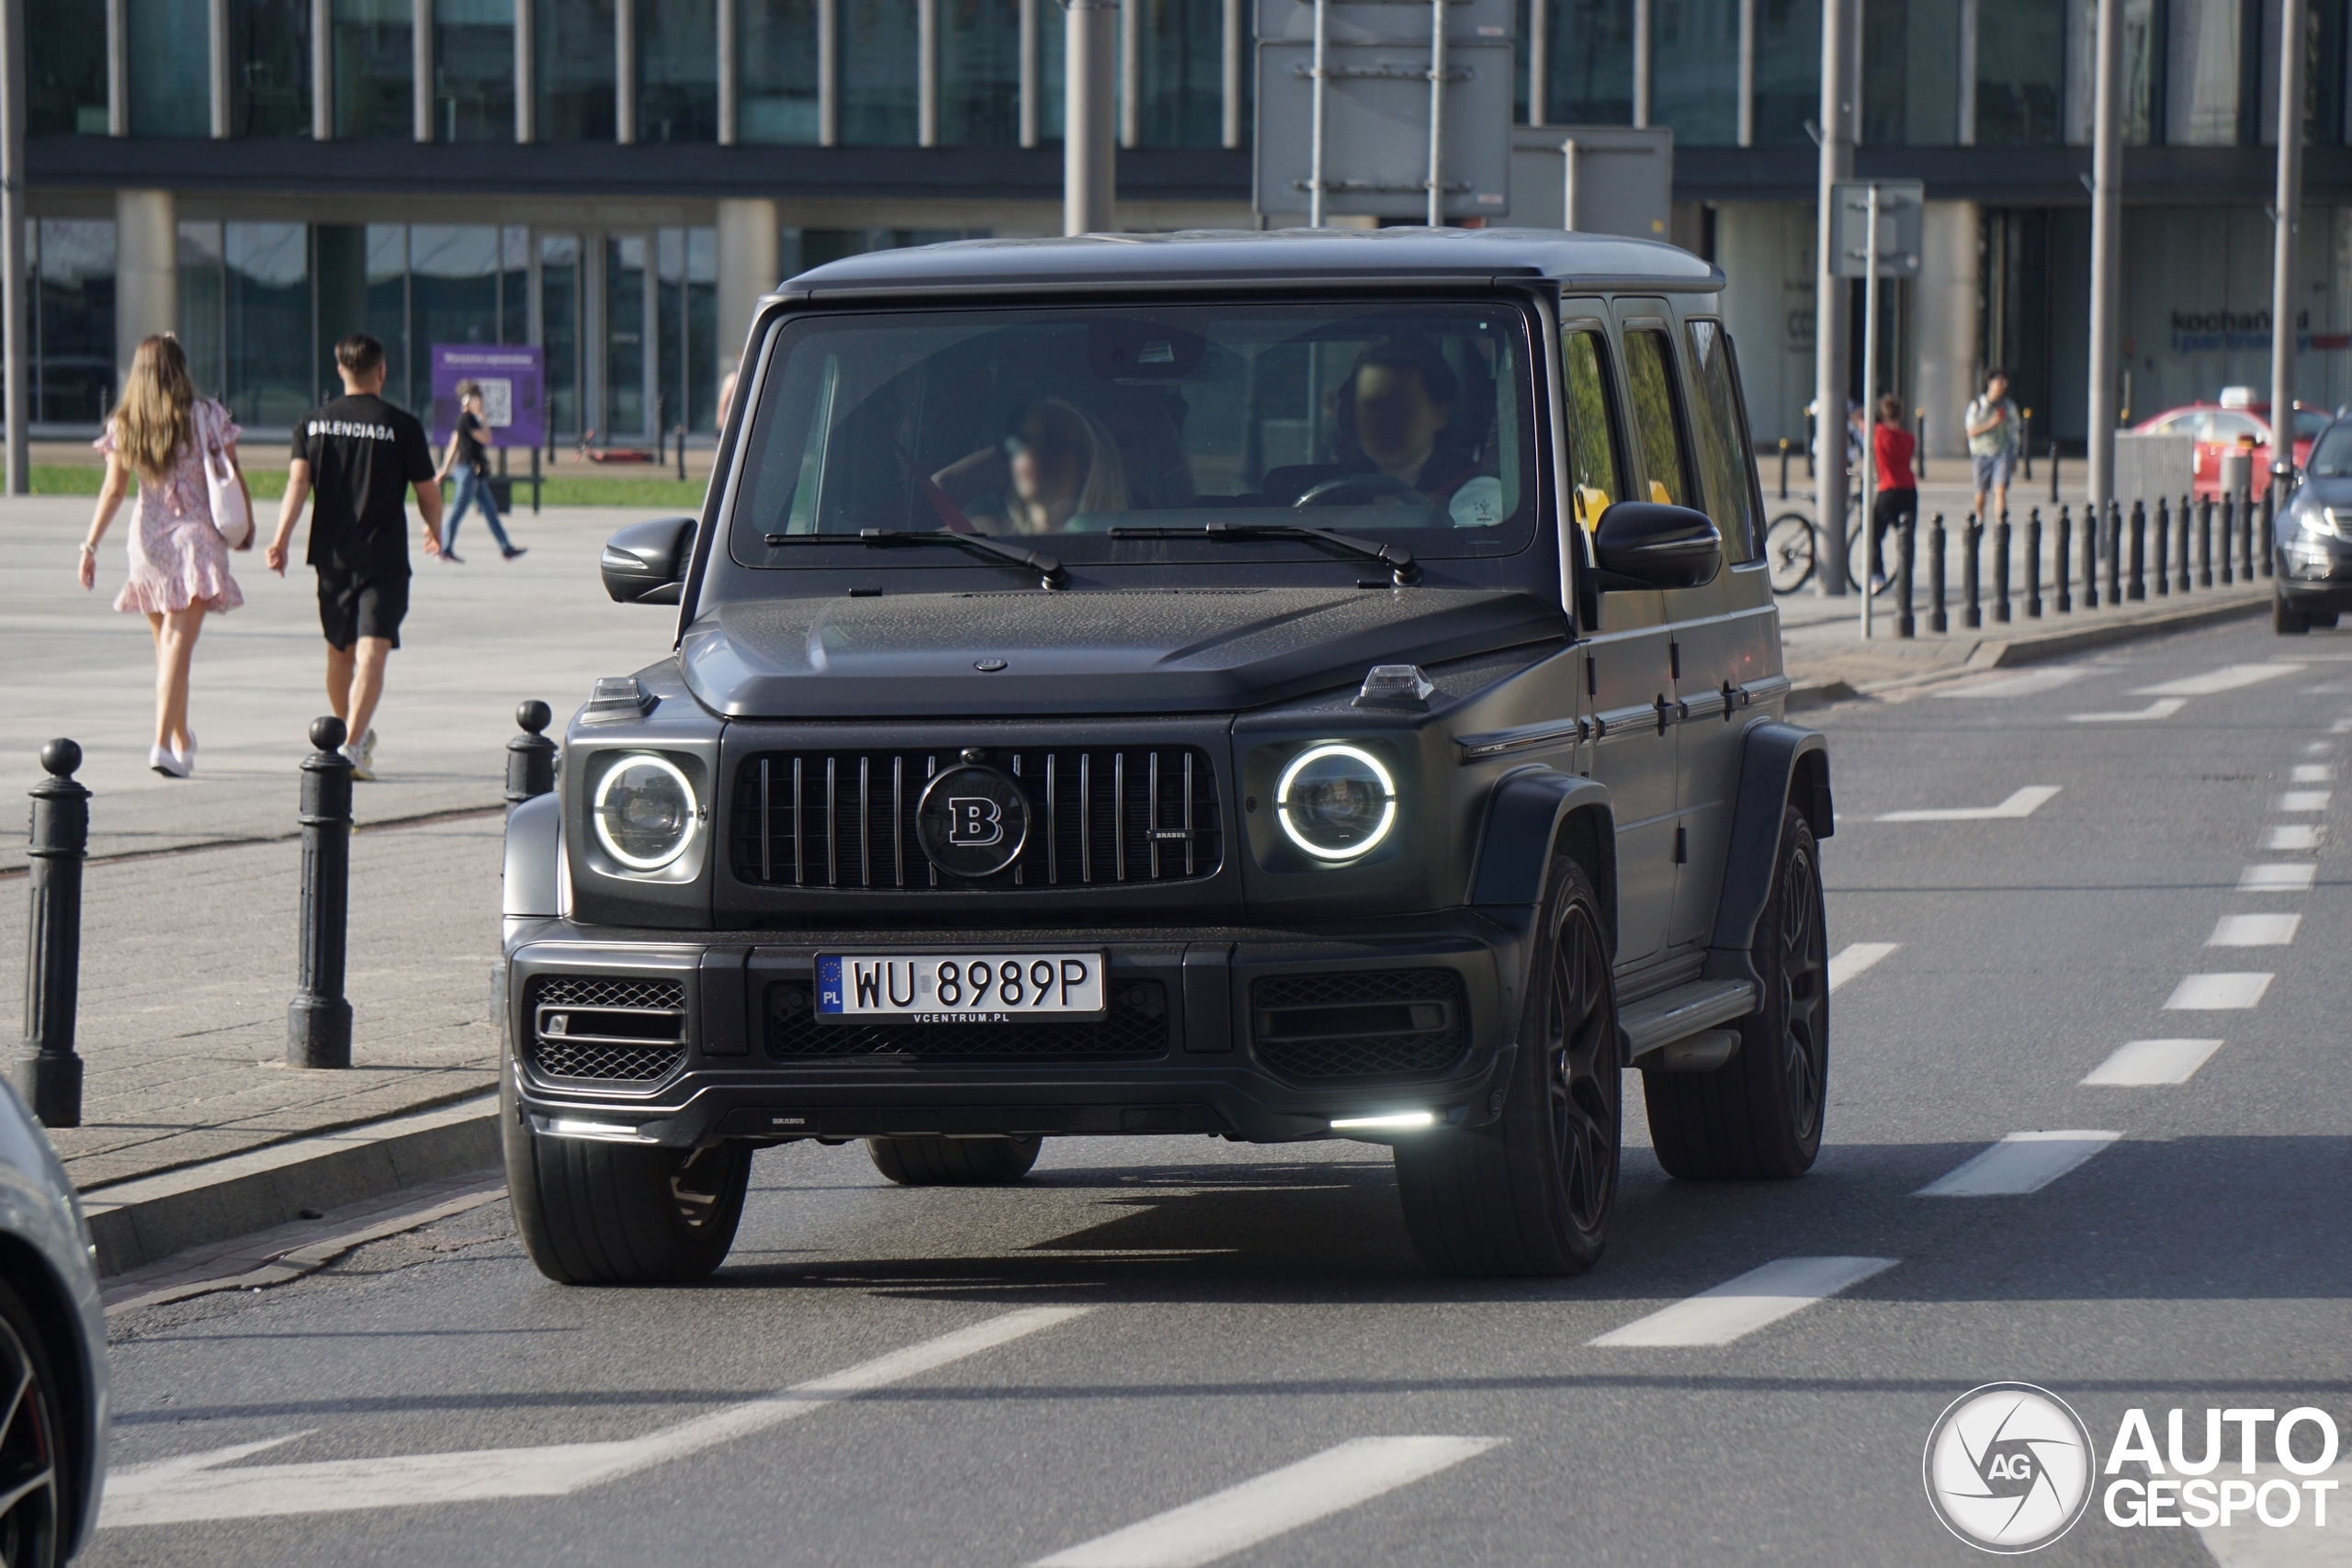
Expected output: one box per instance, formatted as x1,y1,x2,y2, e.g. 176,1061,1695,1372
1705,721,1833,979
1469,765,1616,915
503,791,562,919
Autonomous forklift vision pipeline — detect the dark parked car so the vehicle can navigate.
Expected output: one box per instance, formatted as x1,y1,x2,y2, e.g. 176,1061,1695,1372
500,228,1834,1280
2276,418,2352,633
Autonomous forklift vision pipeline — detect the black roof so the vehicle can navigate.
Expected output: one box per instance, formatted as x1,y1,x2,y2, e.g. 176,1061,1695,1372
775,226,1724,300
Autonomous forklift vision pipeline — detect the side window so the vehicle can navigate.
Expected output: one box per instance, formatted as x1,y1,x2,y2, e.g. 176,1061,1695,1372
1623,328,1695,512
1684,320,1760,564
1561,328,1624,531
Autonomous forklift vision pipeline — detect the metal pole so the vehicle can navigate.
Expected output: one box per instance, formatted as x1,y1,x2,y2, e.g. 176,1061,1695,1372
1425,0,1447,229
1020,0,1040,147
1736,0,1754,145
2273,0,2307,476
12,739,86,1127
1221,0,1242,148
507,702,559,804
1118,0,1138,148
1813,0,1854,594
288,716,355,1069
1560,139,1578,231
1633,0,1652,126
412,0,432,141
1859,182,1880,637
2086,0,2123,515
1307,0,1329,227
1529,0,1548,128
716,0,736,143
0,0,21,497
817,0,838,146
615,0,635,144
1065,0,1117,234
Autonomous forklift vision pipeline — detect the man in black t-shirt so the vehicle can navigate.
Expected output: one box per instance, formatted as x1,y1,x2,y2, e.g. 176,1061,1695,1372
264,333,444,782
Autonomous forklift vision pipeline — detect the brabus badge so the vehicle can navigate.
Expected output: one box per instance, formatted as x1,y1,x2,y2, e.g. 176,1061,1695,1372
916,765,1031,877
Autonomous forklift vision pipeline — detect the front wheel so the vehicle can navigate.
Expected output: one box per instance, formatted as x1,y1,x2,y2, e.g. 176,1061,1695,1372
0,1278,64,1568
1393,856,1620,1276
2275,590,2312,635
1765,512,1816,593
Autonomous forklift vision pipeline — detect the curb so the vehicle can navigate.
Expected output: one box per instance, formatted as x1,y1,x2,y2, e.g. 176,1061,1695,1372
81,1095,499,1278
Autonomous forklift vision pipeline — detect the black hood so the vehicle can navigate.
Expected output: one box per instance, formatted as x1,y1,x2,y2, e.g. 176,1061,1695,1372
678,586,1568,718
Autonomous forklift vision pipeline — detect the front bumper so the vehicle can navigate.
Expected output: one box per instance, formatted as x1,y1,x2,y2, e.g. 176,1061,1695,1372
502,915,1530,1145
2278,536,2352,604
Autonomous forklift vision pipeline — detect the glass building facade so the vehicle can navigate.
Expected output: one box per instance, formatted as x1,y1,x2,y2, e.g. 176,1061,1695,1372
438,0,517,141
28,0,107,136
537,0,616,141
334,0,414,141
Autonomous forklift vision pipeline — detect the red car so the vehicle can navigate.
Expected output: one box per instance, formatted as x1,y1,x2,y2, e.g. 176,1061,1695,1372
2135,392,2328,498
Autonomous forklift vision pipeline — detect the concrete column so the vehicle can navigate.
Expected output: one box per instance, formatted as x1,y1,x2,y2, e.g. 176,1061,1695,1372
1916,199,1980,460
716,198,779,390
114,190,176,388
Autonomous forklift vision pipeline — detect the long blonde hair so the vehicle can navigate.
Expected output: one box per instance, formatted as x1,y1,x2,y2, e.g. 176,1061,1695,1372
1010,398,1127,531
114,334,197,481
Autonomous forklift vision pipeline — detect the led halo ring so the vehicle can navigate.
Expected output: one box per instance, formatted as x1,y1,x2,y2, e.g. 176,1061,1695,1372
1275,743,1398,861
592,753,699,870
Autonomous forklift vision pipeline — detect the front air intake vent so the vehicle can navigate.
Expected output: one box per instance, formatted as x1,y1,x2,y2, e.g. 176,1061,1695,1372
527,976,688,1085
1250,970,1470,1080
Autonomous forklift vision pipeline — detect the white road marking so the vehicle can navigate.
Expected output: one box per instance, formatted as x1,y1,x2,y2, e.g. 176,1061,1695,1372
1935,668,2091,698
1877,785,2061,823
2211,913,2301,946
2083,1038,2224,1086
1586,1257,1898,1348
2069,698,2187,723
2333,717,2352,733
99,1305,1092,1529
2294,764,2335,783
1915,1132,2120,1197
1031,1437,1507,1568
2277,791,2333,811
2194,1460,2352,1564
2303,741,2335,755
2166,973,2275,1010
2267,824,2324,851
2132,663,2304,697
1827,942,1899,991
2241,863,2318,892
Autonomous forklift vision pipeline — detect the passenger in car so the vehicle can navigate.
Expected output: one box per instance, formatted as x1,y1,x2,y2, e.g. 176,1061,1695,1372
933,397,1130,534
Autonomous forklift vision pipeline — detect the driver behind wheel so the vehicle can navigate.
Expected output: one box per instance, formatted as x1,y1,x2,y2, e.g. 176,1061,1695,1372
1326,333,1504,526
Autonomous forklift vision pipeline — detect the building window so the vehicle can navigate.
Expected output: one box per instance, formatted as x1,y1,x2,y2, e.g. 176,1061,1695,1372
2164,0,2249,144
127,0,209,137
232,0,315,137
657,227,718,434
541,233,582,439
366,223,409,404
1652,0,1739,144
739,0,819,141
2066,0,2154,144
841,0,918,143
1976,0,2063,142
334,0,414,140
1135,0,1222,145
434,0,515,140
178,223,226,400
605,233,648,435
409,225,503,411
224,222,311,427
1544,0,1634,125
29,0,108,135
537,0,616,141
502,225,528,345
943,0,1020,145
639,1,718,141
1862,0,1960,146
33,220,115,425
1751,0,1820,145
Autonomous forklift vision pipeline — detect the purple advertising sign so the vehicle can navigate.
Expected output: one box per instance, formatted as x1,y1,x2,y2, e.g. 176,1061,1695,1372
429,344,545,450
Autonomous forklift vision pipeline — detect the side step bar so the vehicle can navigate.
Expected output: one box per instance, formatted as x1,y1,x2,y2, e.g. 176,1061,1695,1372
1620,978,1758,1069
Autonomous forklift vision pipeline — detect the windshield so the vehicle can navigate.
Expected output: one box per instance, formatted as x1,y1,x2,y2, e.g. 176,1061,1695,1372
2297,409,2333,438
731,303,1536,569
2308,424,2352,476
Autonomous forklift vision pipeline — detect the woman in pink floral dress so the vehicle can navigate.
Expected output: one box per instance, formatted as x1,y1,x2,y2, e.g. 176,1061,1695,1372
75,334,251,777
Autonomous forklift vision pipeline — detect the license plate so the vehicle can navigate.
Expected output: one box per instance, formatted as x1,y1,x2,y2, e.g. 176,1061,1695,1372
816,953,1108,1023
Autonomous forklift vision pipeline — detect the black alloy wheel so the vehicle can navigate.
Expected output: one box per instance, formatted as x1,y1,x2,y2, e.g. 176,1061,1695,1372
0,1281,62,1568
1770,819,1831,1152
1544,897,1621,1239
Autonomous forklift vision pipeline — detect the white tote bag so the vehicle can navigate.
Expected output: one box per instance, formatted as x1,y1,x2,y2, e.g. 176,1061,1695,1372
198,400,253,548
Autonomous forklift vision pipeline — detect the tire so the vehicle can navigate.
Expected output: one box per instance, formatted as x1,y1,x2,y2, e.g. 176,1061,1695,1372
0,1277,65,1568
503,1077,751,1284
867,1135,1042,1186
1765,512,1816,594
2275,591,2312,635
1393,857,1620,1277
1644,806,1830,1179
2314,612,2341,629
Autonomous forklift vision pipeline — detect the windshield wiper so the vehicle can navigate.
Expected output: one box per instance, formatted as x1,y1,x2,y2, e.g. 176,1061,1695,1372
1106,522,1420,585
762,528,1069,589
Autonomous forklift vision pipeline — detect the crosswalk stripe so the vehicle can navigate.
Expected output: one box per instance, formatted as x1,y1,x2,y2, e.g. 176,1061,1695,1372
2082,1039,2223,1086
1826,942,1898,991
1030,1437,1505,1568
1877,785,2061,823
100,1306,1092,1528
2267,824,2324,852
2293,764,2335,783
2210,913,2301,946
2132,663,2304,697
2069,698,2186,723
2166,973,2273,1010
2275,791,2332,812
2240,863,2318,892
1914,1132,2120,1197
1586,1257,1897,1348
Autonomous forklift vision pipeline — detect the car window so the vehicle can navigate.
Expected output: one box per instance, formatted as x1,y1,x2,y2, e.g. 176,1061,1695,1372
2295,409,2332,438
2211,412,2262,442
2154,412,2208,438
1622,328,1695,510
1683,320,1759,564
1561,327,1624,532
2309,424,2352,476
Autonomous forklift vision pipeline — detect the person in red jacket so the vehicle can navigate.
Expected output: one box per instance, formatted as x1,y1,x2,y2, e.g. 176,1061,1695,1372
1868,393,1918,593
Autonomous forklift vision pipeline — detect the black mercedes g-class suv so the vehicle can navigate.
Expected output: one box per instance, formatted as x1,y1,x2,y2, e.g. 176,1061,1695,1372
500,227,1833,1283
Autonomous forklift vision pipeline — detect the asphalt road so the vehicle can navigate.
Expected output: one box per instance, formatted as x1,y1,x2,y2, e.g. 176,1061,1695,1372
84,614,2352,1567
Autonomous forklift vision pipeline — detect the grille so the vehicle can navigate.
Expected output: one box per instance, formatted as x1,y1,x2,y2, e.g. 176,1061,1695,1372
527,975,688,1085
764,978,1170,1061
729,747,1222,892
1250,970,1470,1080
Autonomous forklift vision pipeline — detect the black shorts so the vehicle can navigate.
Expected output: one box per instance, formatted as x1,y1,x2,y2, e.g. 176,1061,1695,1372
316,569,410,650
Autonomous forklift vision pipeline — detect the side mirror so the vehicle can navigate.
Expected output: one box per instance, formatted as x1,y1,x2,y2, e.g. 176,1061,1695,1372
1591,502,1723,591
601,515,696,604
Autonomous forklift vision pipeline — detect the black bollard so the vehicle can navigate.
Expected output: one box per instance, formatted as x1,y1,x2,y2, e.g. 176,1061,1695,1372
12,741,87,1127
1897,511,1917,638
2054,504,2073,614
2153,496,2169,596
1964,513,1983,629
1929,513,1948,634
2050,443,2061,504
289,716,355,1070
2240,493,2256,581
2260,485,2276,578
506,700,558,805
2105,501,2124,606
1778,439,1790,500
2026,508,2043,617
2128,499,2148,601
2220,497,2236,585
1994,512,2013,623
2199,496,2214,588
2175,495,2192,593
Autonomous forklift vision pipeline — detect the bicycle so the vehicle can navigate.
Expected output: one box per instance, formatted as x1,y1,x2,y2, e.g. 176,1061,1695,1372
1765,491,1894,595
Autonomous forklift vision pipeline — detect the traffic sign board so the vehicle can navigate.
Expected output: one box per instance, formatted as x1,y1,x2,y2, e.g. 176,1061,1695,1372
1829,180,1925,278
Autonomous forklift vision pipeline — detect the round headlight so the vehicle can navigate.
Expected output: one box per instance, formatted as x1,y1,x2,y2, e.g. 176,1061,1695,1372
1276,744,1397,861
592,755,698,870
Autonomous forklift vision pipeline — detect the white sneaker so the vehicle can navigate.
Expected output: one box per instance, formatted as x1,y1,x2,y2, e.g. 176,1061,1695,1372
150,745,190,779
360,729,377,771
341,743,376,783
